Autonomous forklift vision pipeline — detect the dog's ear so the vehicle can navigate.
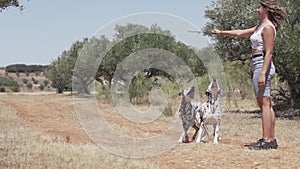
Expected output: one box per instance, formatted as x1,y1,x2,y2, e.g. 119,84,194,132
178,91,183,96
205,91,210,96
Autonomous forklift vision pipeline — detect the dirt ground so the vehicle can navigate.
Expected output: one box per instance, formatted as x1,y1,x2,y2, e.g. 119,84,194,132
1,93,300,169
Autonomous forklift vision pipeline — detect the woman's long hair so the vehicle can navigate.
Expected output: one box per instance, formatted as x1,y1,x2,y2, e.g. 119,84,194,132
260,0,286,28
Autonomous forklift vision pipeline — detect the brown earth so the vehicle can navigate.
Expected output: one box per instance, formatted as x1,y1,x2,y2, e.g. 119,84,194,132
1,93,299,169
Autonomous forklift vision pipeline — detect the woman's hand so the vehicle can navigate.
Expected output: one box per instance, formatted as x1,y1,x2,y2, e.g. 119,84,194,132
211,29,222,35
258,73,266,89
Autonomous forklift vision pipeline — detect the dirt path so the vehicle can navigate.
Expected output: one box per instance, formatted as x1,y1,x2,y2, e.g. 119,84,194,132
1,94,300,169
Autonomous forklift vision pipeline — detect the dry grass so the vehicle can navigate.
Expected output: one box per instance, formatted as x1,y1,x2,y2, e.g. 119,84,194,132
0,103,169,169
0,94,300,169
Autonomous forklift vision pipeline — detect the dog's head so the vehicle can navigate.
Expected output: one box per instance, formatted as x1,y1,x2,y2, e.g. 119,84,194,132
206,79,222,105
179,86,195,102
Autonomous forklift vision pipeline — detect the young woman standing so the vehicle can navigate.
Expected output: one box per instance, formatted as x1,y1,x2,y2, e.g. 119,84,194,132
211,0,285,150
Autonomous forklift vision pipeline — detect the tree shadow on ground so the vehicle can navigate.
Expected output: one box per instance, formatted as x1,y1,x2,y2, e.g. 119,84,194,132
229,99,300,121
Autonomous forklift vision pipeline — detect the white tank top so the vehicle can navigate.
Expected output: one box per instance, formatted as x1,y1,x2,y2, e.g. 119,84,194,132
250,24,276,50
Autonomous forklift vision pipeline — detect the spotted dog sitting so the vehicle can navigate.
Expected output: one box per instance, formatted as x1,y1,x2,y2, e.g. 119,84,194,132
177,86,202,143
196,79,223,144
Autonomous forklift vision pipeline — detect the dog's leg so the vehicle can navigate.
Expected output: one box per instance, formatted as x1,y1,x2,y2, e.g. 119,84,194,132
195,122,204,144
177,131,185,143
177,122,189,143
213,122,220,144
191,124,199,141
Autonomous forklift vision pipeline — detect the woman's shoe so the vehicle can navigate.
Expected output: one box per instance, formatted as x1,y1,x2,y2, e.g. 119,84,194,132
271,139,278,149
248,138,272,150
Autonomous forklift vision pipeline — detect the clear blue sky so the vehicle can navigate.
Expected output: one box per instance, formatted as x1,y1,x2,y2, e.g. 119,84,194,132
0,0,213,67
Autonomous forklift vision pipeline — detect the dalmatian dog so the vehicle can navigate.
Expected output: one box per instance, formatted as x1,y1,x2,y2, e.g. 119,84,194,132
195,79,223,144
177,86,202,143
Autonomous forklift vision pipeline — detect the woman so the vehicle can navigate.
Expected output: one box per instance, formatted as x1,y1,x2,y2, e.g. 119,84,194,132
211,0,285,150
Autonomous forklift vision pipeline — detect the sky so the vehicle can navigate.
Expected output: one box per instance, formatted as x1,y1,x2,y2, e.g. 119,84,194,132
0,0,213,67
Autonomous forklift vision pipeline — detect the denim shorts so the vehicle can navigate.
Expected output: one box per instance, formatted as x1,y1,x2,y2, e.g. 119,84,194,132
251,53,275,97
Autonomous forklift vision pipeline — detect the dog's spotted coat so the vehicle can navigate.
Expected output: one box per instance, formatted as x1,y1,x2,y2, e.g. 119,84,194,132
196,79,223,144
177,86,201,143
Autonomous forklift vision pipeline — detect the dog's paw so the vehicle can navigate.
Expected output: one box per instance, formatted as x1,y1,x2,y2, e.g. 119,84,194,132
213,141,219,145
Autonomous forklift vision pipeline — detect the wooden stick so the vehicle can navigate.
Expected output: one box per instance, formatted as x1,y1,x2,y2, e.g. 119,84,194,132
188,30,202,33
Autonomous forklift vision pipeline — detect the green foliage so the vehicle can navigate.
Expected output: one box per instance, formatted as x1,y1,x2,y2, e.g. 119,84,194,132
203,0,257,62
47,23,208,97
0,0,24,11
45,53,71,93
39,84,44,91
97,24,206,86
163,103,174,117
26,83,32,90
0,76,20,92
6,64,48,73
159,77,179,98
223,61,253,99
35,71,40,77
31,77,38,84
128,72,152,104
46,38,87,94
43,80,49,87
195,75,211,96
273,0,300,103
95,82,112,101
22,78,28,84
0,86,5,92
203,0,300,103
73,37,107,95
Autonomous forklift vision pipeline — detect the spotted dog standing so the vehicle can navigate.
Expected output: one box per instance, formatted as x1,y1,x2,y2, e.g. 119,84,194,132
177,86,202,143
196,79,223,144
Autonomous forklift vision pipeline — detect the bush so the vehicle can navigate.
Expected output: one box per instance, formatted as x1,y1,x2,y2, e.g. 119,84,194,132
35,71,40,77
95,82,112,101
26,83,33,90
0,76,20,92
31,77,38,84
22,78,28,84
0,86,5,92
39,84,45,91
43,80,49,87
162,104,174,116
128,72,152,105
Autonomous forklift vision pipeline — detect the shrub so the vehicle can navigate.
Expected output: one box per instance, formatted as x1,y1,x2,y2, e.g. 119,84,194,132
39,84,45,91
0,86,5,92
31,77,38,84
22,78,28,84
128,72,152,105
162,103,174,117
95,82,112,101
0,76,20,92
26,83,33,90
35,71,40,77
43,80,49,87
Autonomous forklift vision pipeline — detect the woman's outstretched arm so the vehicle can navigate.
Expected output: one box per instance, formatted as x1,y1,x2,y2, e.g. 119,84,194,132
212,26,257,38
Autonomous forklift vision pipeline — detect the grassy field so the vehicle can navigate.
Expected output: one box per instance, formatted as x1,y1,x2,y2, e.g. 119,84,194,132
0,94,300,169
0,101,169,169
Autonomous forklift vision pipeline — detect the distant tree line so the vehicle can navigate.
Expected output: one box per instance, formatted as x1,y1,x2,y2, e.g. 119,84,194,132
5,64,49,73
